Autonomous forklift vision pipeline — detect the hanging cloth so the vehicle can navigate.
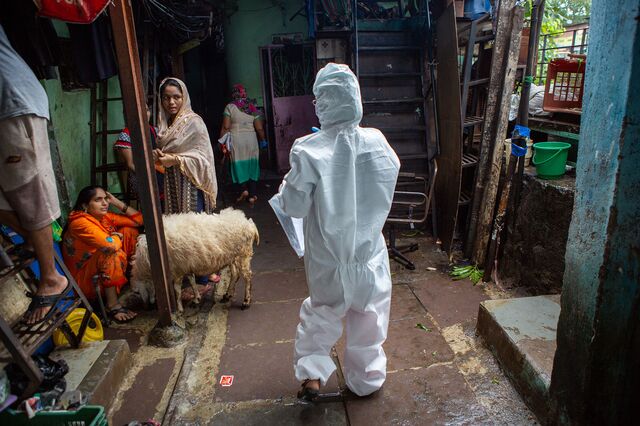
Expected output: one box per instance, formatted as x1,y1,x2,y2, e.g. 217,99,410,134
67,14,118,84
0,1,60,80
35,0,110,24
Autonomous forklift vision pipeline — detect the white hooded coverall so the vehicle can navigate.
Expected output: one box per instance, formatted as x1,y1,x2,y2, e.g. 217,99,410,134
271,63,400,396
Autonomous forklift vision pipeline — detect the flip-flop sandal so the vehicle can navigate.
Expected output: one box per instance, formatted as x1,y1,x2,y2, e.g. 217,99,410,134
248,196,258,208
236,190,249,203
107,306,137,324
22,282,74,325
297,379,320,402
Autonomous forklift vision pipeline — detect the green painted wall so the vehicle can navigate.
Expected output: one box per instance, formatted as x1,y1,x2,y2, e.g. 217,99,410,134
224,0,309,105
43,79,92,208
44,76,125,210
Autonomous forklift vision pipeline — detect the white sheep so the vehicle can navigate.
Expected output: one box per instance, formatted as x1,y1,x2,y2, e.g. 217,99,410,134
131,208,260,312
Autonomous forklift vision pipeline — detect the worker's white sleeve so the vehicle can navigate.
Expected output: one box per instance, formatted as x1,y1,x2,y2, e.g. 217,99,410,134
277,147,316,218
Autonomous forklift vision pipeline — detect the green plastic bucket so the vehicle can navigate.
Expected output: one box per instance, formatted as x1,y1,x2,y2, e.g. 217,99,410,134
532,142,571,179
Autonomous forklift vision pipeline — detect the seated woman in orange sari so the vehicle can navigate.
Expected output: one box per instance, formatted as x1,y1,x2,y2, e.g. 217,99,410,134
63,186,142,323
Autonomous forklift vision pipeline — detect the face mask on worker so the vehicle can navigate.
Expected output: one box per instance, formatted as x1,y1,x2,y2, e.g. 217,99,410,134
313,63,363,129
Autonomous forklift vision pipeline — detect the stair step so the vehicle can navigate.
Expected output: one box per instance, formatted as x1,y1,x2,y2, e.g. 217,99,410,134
0,254,35,287
477,296,560,422
462,152,479,168
360,72,422,78
458,190,472,206
95,129,122,136
378,126,426,132
399,153,429,160
358,46,420,52
364,98,424,105
463,116,484,127
0,298,82,359
96,163,128,173
461,78,490,87
357,31,411,47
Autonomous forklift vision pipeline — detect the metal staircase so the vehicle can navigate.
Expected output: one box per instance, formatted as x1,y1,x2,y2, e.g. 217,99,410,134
356,29,432,177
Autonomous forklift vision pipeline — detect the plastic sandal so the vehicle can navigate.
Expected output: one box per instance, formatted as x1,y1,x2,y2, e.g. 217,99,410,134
297,379,320,402
22,282,73,325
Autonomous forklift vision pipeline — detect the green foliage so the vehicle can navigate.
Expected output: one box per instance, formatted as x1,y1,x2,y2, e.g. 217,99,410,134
523,0,591,82
524,0,591,27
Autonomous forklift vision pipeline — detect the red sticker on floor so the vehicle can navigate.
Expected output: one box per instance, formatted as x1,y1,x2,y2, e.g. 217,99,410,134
220,375,234,387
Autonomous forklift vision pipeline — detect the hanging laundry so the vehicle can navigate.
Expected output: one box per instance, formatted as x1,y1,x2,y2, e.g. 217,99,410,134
67,14,118,84
0,1,61,80
36,0,110,24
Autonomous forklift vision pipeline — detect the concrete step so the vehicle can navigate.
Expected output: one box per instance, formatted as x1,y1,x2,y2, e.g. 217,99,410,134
50,339,131,410
477,295,561,424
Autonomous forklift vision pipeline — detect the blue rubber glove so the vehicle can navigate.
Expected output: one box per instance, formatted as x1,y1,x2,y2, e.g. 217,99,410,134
259,140,268,149
311,127,320,133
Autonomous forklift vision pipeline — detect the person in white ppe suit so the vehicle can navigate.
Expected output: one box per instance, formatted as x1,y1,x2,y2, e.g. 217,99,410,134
270,63,400,400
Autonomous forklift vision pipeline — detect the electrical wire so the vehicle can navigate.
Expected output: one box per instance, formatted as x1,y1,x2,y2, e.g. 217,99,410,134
141,0,222,44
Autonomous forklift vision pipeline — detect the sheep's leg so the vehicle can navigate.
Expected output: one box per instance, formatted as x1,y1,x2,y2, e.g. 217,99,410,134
240,256,253,310
221,263,238,304
174,278,184,313
189,274,201,305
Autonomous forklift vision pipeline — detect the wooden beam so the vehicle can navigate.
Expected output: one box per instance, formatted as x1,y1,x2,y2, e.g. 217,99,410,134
466,2,523,264
434,2,463,258
109,0,174,326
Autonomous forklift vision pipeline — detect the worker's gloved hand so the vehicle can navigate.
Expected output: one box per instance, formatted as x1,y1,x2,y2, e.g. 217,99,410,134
259,140,268,149
311,127,320,133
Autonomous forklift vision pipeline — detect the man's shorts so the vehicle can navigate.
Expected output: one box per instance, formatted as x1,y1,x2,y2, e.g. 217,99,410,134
0,114,60,231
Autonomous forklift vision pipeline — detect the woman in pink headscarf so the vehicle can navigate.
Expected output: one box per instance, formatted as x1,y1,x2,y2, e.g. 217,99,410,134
219,84,267,207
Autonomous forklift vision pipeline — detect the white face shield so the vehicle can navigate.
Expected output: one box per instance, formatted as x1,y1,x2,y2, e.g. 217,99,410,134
313,63,363,129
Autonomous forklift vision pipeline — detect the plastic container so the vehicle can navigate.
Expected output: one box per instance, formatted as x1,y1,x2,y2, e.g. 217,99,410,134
52,308,104,347
0,405,107,425
543,56,586,114
532,142,572,179
464,0,491,19
504,138,534,167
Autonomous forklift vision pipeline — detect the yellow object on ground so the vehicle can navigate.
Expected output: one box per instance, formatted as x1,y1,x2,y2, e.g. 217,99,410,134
53,308,104,347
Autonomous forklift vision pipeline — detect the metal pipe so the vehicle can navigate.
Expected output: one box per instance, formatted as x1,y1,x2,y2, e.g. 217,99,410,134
517,0,545,126
424,0,440,158
353,0,359,76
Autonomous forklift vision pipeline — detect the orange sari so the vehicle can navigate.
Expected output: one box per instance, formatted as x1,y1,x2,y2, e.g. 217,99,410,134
62,211,142,300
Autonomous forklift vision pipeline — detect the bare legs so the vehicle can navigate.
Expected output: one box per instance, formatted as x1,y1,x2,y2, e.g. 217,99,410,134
0,210,68,324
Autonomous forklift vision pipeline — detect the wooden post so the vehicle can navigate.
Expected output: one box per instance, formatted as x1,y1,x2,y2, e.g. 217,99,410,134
465,0,517,259
466,3,524,264
109,0,174,327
